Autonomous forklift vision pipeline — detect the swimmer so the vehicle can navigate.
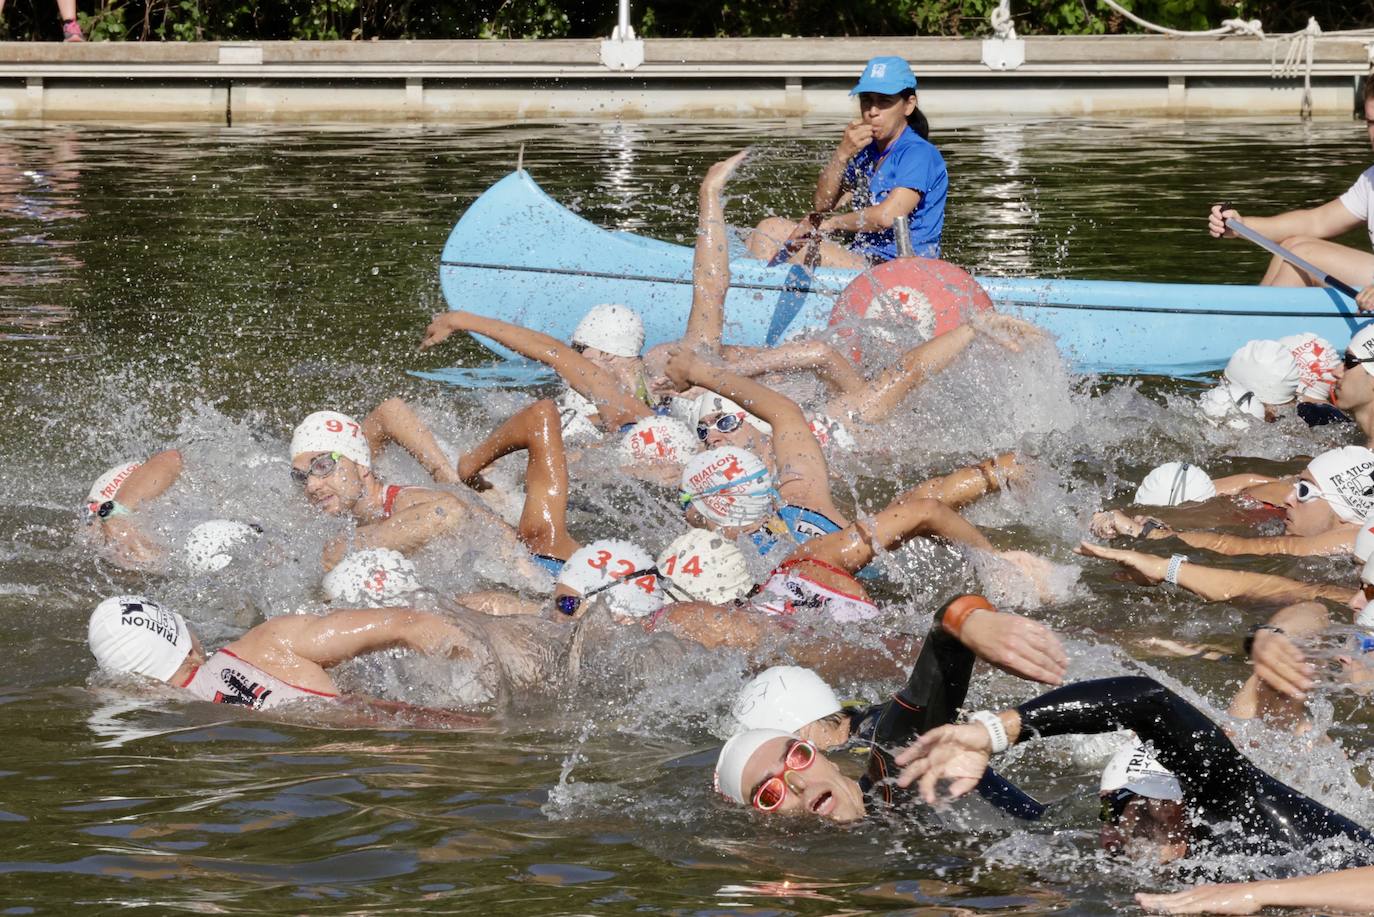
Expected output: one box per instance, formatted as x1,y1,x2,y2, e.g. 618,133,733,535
80,449,183,569
895,675,1374,865
712,595,1064,822
87,594,494,713
745,56,944,268
1279,332,1350,427
1198,339,1301,426
289,410,539,578
1209,77,1374,307
420,305,660,438
1334,324,1374,447
680,150,1046,430
1094,446,1374,558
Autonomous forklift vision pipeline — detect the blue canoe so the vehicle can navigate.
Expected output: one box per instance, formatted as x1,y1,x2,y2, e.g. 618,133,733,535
438,170,1366,378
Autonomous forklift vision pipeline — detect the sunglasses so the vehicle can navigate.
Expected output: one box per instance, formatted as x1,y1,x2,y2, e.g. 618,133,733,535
290,452,343,485
696,412,746,442
1344,352,1374,370
1098,788,1138,824
750,739,817,812
555,567,658,616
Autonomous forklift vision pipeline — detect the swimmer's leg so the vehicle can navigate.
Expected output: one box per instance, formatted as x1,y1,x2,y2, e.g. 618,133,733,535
457,399,579,560
363,398,459,484
827,324,978,423
1228,601,1327,736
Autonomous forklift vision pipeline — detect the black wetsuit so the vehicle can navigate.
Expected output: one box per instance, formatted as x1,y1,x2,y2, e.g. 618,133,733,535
1017,676,1374,863
858,596,1046,821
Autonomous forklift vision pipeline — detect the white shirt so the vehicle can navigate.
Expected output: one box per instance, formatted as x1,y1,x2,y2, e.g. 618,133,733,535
1338,164,1374,249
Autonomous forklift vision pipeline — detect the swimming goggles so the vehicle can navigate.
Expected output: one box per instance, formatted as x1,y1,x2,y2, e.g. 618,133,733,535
750,739,817,812
1098,788,1138,824
678,467,772,508
696,412,746,442
290,452,343,485
1293,480,1328,504
555,567,658,616
1344,351,1374,370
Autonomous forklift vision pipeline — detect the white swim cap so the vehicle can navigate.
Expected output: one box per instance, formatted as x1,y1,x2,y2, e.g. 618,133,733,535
656,529,753,604
1199,381,1264,424
688,392,772,437
86,460,142,504
322,548,421,607
1133,462,1217,507
184,520,262,573
679,447,777,528
715,728,793,804
1349,324,1374,377
88,596,192,682
731,666,842,735
1356,515,1374,563
1224,340,1301,406
1278,333,1342,401
290,411,371,468
1306,446,1374,524
1099,742,1182,801
570,303,644,358
557,539,664,618
618,416,700,465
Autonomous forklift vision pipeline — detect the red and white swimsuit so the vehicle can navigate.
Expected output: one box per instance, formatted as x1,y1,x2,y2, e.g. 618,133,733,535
180,650,336,711
748,558,879,623
380,484,418,520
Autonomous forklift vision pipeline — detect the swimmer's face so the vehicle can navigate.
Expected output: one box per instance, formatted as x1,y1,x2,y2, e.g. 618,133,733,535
169,630,206,686
292,451,367,516
1099,794,1188,864
738,736,866,823
1334,358,1374,410
1284,470,1340,536
700,412,768,454
797,715,852,752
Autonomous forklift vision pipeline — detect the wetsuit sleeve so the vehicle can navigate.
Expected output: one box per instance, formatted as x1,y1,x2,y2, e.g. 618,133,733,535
1016,676,1374,856
862,599,1046,820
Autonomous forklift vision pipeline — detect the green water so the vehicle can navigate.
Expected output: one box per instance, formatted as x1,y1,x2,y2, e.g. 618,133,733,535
3,116,1374,914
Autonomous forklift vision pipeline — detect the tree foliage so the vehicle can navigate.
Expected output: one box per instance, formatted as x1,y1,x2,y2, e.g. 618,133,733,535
0,0,1369,42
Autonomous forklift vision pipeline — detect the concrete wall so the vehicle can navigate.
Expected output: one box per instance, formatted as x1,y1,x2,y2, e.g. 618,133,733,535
1,35,1368,122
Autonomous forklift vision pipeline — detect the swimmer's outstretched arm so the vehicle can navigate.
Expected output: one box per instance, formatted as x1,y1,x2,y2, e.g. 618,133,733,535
1136,865,1374,915
362,398,459,485
716,340,867,397
112,449,183,509
666,349,842,521
1169,527,1355,558
1075,542,1353,605
321,491,467,571
682,151,748,352
247,607,476,671
794,493,994,577
420,311,649,430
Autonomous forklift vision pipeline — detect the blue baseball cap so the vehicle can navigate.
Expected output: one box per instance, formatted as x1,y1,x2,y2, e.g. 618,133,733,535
850,56,917,96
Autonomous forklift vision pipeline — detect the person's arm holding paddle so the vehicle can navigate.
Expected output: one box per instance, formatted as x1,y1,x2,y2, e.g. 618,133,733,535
421,311,650,430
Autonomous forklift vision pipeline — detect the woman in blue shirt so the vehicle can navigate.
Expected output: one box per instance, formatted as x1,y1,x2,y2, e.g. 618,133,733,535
746,56,948,268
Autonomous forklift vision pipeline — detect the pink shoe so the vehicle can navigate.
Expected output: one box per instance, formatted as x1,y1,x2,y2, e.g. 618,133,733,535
62,19,84,42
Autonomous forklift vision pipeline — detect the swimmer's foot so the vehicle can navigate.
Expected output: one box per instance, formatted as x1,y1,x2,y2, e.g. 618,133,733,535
702,149,750,191
979,452,1026,492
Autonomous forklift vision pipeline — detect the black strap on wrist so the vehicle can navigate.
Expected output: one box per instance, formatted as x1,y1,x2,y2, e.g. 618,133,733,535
1243,623,1285,657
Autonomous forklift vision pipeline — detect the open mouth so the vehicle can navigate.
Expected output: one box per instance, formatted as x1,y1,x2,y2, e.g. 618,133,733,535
811,790,833,815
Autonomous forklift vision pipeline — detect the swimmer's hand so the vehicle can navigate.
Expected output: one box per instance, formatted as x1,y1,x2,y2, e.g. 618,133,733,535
969,312,1049,352
1136,883,1266,915
893,723,994,805
1359,283,1374,314
1250,625,1314,701
663,347,711,392
994,550,1061,605
1088,510,1171,541
99,518,167,571
702,149,749,192
419,311,471,351
959,607,1068,685
1075,541,1166,586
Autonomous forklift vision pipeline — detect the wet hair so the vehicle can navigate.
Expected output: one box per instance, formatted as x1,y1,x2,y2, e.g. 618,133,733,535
899,89,930,140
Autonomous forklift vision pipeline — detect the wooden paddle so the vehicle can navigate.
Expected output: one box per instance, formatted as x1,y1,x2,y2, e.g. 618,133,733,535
1222,212,1360,299
766,211,823,267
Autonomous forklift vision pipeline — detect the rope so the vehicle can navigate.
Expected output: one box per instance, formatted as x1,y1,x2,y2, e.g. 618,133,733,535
990,0,1016,41
1096,0,1262,37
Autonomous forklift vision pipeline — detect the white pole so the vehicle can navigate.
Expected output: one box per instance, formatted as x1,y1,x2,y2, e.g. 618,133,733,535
617,0,631,40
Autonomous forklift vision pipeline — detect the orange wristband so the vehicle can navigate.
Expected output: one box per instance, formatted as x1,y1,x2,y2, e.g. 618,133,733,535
942,594,995,639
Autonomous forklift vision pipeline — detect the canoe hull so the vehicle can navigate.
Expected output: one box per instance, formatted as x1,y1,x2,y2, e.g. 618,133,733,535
439,170,1366,377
